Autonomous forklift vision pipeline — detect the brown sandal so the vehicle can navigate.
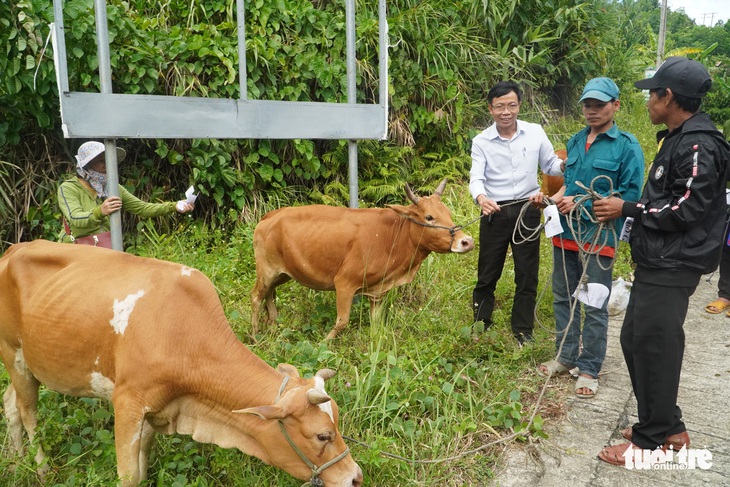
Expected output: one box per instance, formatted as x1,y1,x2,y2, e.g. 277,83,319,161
620,426,690,450
598,442,637,466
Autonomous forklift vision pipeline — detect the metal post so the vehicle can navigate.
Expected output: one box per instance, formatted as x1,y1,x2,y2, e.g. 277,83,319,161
94,0,123,251
237,0,247,100
379,0,388,131
657,0,667,68
346,0,358,208
52,0,69,95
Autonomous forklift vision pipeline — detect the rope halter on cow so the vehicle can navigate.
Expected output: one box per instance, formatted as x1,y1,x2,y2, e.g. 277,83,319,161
401,181,472,251
275,376,351,487
402,214,466,251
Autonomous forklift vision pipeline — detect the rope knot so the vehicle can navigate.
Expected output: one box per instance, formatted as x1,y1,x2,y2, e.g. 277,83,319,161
304,476,325,487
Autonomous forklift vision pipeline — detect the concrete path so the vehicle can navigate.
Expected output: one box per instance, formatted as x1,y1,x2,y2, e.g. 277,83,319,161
491,273,730,486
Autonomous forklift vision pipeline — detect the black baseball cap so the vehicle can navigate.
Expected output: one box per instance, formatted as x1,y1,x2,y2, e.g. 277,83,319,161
634,56,712,98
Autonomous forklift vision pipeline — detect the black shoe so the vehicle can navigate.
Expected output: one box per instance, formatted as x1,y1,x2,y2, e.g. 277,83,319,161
515,333,533,347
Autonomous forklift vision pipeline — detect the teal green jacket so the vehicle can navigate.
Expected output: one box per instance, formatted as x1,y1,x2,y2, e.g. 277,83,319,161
558,123,645,249
58,178,176,242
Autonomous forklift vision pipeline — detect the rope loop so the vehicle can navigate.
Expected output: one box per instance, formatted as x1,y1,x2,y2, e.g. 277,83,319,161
567,175,621,270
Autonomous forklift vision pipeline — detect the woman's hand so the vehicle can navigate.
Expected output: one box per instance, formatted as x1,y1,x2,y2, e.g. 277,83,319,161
101,196,122,216
176,201,194,214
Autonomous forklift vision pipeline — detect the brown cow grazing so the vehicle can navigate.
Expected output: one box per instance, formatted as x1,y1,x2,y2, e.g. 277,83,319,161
251,178,475,339
0,240,362,487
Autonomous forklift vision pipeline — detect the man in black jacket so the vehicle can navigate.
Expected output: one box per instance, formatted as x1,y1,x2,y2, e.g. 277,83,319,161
593,57,730,466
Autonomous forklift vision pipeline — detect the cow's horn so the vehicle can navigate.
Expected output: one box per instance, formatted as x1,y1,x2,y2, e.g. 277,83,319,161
307,388,332,405
433,178,448,197
405,184,419,204
315,368,337,381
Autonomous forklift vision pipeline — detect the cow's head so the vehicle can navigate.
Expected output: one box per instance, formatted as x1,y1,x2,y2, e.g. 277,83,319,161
386,178,474,254
234,366,362,487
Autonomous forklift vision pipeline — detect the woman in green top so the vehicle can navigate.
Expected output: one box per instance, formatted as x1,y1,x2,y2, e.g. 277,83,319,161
58,141,194,243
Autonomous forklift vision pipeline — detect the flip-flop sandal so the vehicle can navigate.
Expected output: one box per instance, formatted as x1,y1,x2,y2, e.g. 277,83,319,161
537,359,570,377
575,375,598,398
598,442,636,466
705,299,730,314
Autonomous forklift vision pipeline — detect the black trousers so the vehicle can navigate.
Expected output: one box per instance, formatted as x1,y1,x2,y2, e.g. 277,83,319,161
718,222,730,300
620,277,695,449
472,203,540,336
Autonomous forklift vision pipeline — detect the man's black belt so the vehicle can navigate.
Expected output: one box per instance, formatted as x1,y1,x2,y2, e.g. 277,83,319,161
496,199,524,205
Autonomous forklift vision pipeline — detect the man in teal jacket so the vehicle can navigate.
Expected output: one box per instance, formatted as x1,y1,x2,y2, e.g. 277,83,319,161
533,78,644,399
58,141,194,243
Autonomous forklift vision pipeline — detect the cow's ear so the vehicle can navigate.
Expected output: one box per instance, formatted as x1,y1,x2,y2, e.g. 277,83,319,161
277,363,301,377
385,204,411,217
233,405,286,420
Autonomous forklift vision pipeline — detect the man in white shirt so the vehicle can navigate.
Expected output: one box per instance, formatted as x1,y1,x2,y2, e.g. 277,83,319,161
469,80,563,346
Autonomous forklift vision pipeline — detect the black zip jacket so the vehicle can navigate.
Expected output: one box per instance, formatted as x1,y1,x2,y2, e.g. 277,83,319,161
621,112,730,285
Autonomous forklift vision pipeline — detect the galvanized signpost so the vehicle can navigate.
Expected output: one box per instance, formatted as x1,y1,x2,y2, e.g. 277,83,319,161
51,0,389,250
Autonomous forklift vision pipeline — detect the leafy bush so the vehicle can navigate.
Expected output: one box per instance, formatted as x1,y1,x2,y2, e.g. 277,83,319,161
2,0,669,246
704,62,730,130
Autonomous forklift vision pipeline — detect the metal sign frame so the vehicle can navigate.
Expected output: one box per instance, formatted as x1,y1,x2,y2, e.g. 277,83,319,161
52,0,388,140
51,0,388,249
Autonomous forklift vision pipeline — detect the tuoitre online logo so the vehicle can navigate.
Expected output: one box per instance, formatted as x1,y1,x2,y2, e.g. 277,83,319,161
624,444,713,470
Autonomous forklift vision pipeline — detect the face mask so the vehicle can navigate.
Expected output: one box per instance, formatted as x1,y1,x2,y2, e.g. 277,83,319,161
78,167,108,199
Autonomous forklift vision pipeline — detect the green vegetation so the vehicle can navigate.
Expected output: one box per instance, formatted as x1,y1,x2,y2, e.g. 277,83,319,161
2,0,729,246
0,186,566,486
0,0,728,485
0,170,651,486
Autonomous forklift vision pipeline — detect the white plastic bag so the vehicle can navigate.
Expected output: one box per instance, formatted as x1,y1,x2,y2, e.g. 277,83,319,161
608,277,632,316
573,282,610,309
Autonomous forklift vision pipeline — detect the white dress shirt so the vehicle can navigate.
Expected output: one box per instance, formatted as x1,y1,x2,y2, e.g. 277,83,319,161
468,120,563,203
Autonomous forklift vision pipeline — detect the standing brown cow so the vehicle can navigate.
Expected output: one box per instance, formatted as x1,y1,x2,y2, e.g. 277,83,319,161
0,240,362,487
251,179,474,339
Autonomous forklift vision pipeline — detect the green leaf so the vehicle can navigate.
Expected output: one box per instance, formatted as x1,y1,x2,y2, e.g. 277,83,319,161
257,163,274,182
